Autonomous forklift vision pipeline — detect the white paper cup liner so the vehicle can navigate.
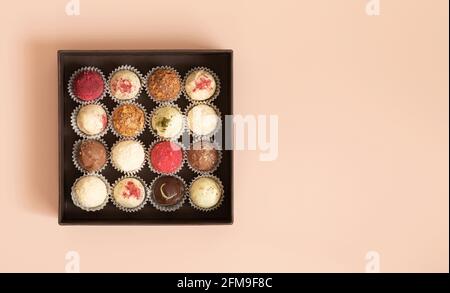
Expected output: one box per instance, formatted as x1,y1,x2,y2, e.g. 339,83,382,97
144,66,182,103
185,102,222,139
148,174,187,212
72,138,109,174
147,103,185,141
188,175,224,212
110,102,147,139
185,137,222,175
107,65,144,103
147,139,185,176
70,102,110,139
182,66,221,104
71,174,110,212
68,66,107,105
110,138,146,175
110,175,149,212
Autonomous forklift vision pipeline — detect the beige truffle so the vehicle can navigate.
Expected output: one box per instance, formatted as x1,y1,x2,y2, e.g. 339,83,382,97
113,177,146,209
109,69,141,101
76,104,107,136
151,106,184,139
73,175,108,209
185,70,216,101
187,104,219,136
111,140,145,173
189,177,222,209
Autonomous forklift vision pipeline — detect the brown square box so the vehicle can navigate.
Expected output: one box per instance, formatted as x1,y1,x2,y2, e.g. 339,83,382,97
58,50,233,225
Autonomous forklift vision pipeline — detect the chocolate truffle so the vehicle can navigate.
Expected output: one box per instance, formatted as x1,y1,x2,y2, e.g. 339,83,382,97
73,175,108,209
113,177,146,209
149,141,183,174
185,69,217,101
109,69,141,101
151,176,185,206
112,104,145,137
76,104,108,136
111,140,145,173
151,106,184,139
187,104,219,136
189,177,222,209
147,68,181,102
187,141,219,172
72,70,105,102
77,139,107,173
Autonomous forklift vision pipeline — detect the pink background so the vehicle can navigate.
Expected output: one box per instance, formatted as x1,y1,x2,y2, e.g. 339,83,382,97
0,0,448,272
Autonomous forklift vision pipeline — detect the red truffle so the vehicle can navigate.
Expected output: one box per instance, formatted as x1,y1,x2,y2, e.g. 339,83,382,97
150,141,183,174
73,70,104,101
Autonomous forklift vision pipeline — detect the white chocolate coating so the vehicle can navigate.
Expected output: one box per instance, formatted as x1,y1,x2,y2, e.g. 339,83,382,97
185,70,216,101
113,178,145,208
76,104,107,135
187,104,219,136
189,177,222,209
74,176,108,208
151,106,184,139
111,140,145,173
109,69,141,100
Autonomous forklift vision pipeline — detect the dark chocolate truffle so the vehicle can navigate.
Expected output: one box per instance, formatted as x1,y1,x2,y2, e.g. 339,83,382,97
151,176,185,206
187,141,219,172
77,140,107,172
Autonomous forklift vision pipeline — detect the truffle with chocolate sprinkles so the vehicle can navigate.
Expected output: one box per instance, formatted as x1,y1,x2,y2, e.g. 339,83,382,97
187,141,219,172
147,68,181,102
